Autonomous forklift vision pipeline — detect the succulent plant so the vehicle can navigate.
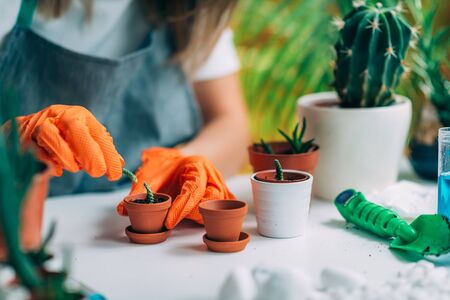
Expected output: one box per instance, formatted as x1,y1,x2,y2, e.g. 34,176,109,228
260,138,274,154
333,2,413,108
259,117,315,154
274,159,284,181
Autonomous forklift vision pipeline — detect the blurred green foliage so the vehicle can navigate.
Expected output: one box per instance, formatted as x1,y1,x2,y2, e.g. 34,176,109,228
232,0,449,140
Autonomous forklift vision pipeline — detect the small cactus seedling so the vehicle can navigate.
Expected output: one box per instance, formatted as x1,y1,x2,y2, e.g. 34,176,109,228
144,182,155,204
333,2,413,107
259,117,315,154
122,168,137,183
274,159,284,181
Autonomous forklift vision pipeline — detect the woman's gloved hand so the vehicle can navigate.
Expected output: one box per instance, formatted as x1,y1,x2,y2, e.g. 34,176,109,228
15,105,124,180
116,147,236,229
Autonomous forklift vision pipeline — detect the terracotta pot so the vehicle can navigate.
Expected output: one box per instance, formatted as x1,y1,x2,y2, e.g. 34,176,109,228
0,164,52,261
251,169,313,238
247,141,320,175
199,200,248,242
124,193,172,233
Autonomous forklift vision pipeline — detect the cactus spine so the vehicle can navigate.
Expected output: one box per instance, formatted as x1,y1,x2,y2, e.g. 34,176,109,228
334,2,412,108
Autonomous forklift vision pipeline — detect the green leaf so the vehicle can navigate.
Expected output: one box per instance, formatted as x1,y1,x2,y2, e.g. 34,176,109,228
260,139,274,154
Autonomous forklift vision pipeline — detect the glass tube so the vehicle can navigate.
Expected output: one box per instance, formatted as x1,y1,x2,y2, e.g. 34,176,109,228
438,127,450,219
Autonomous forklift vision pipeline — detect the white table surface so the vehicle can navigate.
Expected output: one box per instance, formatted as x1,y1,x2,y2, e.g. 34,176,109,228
43,163,450,300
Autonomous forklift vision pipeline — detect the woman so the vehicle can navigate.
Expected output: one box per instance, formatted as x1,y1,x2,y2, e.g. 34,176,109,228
0,0,250,229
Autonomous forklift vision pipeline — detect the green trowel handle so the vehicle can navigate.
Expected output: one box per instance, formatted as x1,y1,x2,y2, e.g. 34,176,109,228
334,189,417,242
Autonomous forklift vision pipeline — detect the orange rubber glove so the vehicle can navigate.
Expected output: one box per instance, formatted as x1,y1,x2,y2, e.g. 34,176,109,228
116,148,236,229
15,105,124,180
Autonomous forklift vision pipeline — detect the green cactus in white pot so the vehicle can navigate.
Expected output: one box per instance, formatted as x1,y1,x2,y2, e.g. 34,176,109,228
297,1,414,200
333,2,413,107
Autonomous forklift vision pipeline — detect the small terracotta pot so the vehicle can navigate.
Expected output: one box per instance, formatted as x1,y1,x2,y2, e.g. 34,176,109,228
0,163,52,261
199,200,248,242
124,193,172,234
247,141,320,175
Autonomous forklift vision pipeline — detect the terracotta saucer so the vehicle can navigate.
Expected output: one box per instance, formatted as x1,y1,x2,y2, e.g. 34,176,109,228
203,232,250,253
125,226,170,245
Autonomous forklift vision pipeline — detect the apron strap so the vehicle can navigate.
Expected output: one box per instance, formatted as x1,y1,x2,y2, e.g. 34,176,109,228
16,0,38,27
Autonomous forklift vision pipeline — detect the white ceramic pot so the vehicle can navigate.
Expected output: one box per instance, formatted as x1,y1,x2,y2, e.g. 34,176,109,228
297,92,412,200
250,170,313,238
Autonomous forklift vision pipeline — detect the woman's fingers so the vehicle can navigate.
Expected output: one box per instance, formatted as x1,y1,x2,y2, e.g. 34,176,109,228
58,114,107,178
86,114,124,181
33,118,80,173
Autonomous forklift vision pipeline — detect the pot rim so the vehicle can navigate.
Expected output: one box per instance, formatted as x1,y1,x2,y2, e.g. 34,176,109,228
297,91,411,113
251,169,313,185
124,193,172,208
248,141,319,158
199,200,248,218
254,170,310,183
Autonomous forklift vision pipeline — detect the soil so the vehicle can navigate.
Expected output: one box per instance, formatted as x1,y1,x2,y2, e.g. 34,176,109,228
254,170,309,183
314,100,340,108
133,197,168,204
253,143,317,155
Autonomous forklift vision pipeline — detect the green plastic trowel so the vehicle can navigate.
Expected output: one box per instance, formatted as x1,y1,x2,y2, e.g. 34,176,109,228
335,189,450,256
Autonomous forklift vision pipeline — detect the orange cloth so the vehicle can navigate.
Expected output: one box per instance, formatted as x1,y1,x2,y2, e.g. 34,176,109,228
117,148,236,229
16,105,124,180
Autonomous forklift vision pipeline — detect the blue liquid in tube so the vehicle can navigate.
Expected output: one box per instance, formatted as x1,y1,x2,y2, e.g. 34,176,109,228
438,172,450,219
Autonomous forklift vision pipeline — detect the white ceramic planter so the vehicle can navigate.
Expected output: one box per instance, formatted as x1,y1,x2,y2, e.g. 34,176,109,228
297,92,412,200
250,170,313,238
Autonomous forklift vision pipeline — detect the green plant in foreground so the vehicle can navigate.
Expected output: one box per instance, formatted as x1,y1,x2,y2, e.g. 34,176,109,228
334,2,413,108
0,87,82,299
274,159,284,181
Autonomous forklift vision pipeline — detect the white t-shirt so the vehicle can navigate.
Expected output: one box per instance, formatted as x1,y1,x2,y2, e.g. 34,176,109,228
0,0,240,81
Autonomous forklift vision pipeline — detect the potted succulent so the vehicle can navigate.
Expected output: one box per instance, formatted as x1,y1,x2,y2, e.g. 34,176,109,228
248,118,320,175
0,89,52,261
298,2,413,200
407,2,449,180
250,159,313,238
122,171,172,244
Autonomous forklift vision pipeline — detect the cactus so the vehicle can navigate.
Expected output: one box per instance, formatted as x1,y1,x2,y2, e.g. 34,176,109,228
122,168,138,183
333,2,412,108
144,182,155,203
274,159,284,181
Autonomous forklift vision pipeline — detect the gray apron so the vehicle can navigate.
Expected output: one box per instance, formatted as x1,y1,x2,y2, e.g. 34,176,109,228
0,0,202,196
